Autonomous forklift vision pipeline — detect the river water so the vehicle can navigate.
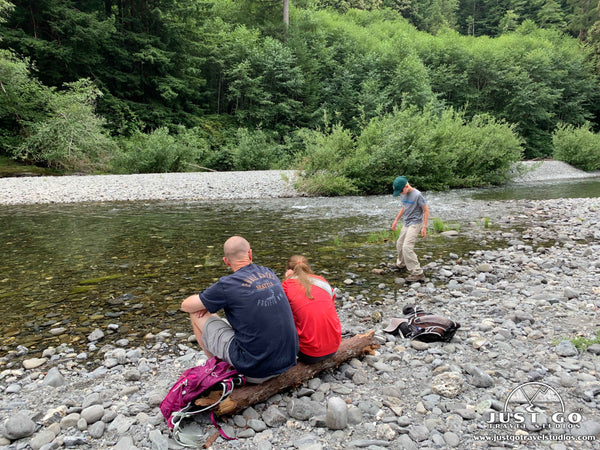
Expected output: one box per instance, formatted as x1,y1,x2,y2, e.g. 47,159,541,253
1,178,599,358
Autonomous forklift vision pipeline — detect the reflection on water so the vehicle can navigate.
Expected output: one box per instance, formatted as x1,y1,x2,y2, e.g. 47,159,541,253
1,178,599,358
1,199,396,355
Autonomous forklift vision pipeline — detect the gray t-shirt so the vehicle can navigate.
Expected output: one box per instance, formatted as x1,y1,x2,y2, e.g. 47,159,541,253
401,188,427,226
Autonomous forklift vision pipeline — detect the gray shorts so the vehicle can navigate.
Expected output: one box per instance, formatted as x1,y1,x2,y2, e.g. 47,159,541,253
202,316,235,366
201,316,279,384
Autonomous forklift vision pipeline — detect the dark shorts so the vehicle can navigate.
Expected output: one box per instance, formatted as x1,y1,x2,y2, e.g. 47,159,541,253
297,351,336,364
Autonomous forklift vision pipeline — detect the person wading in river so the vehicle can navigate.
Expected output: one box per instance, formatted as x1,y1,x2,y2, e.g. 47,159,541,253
181,236,298,383
391,176,429,282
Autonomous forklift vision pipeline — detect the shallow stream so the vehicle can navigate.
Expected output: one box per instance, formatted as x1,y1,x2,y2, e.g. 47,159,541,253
1,178,599,358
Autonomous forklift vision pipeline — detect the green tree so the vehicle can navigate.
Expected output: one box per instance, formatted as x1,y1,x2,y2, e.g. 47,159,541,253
0,0,13,23
415,21,598,157
1,0,213,133
498,9,520,33
537,0,567,29
456,0,512,36
226,37,305,132
0,49,52,152
566,0,600,41
422,0,459,33
13,79,117,171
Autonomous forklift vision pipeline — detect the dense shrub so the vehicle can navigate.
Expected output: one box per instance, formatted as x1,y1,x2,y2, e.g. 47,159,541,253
294,124,359,195
552,123,600,171
295,105,524,195
12,79,117,172
113,127,209,174
230,128,287,170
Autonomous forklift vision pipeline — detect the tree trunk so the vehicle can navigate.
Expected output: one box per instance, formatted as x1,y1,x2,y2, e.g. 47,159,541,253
198,330,378,416
283,0,289,27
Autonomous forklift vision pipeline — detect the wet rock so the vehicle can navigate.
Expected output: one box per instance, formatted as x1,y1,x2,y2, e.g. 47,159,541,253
476,263,492,272
288,398,324,421
262,406,287,427
81,405,104,425
5,383,21,394
60,413,80,429
87,421,105,439
587,344,600,355
564,287,579,299
87,329,104,342
571,420,600,438
30,429,56,450
23,357,47,369
464,365,494,388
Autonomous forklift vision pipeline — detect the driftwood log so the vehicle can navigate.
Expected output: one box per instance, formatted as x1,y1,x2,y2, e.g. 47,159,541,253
196,330,378,416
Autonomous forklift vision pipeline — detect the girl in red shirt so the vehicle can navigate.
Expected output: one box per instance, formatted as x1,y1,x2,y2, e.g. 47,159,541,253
282,255,342,363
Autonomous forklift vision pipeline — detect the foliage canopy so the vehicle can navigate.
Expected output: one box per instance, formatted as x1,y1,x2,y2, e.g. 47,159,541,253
0,1,599,192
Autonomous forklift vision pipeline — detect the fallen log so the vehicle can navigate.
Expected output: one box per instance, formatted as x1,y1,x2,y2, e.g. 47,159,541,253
196,330,378,416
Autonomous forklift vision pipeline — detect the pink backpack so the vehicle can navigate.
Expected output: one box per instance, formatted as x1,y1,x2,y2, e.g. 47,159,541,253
160,357,245,446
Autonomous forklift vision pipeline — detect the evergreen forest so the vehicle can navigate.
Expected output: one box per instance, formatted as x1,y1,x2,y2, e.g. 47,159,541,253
2,0,600,194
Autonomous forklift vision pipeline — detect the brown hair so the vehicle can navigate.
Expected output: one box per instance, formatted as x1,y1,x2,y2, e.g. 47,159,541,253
286,255,315,299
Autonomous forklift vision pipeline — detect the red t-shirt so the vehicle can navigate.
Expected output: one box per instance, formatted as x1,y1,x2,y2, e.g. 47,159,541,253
282,275,342,357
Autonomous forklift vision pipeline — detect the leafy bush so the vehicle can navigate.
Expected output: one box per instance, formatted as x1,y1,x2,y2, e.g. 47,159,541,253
297,123,356,173
12,79,117,172
295,104,523,195
113,127,209,174
552,122,600,171
348,105,457,193
295,172,359,196
294,123,360,195
0,49,53,153
451,114,524,186
230,128,286,170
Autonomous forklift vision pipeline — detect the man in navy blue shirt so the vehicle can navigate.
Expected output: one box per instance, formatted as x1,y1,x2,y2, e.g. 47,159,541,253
181,236,298,383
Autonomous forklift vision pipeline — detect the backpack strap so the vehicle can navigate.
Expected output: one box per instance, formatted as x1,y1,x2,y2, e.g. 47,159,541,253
171,378,239,447
309,277,333,298
210,411,236,440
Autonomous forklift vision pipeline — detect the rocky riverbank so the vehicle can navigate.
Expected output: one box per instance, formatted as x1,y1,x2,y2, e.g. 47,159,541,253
1,160,599,205
0,170,299,205
1,194,600,450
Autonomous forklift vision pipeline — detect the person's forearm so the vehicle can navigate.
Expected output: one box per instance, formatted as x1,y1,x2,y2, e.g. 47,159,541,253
392,208,404,228
181,294,207,313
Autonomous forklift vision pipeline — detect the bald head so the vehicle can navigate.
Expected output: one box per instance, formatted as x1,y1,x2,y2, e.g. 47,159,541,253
223,236,252,270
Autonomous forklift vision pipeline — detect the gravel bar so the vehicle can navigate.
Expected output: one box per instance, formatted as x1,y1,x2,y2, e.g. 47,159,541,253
0,170,299,205
1,161,599,206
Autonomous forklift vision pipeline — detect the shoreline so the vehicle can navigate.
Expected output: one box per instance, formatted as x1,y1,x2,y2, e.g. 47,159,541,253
1,161,599,206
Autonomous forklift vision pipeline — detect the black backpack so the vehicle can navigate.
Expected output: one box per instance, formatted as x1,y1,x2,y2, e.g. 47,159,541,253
383,305,460,342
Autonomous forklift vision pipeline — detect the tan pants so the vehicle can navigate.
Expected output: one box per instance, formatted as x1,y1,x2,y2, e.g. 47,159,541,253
396,223,423,275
